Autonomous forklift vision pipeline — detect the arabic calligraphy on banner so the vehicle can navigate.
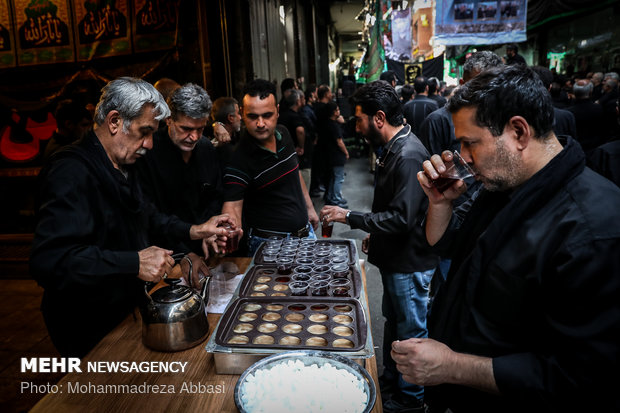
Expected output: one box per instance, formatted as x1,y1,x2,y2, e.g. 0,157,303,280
13,0,74,65
0,0,16,67
73,0,130,61
132,0,178,52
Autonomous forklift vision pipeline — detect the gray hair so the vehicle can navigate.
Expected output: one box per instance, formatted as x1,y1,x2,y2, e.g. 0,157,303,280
604,72,619,81
94,77,170,131
573,80,593,99
284,88,303,107
168,83,212,120
592,72,604,83
463,51,504,81
211,96,238,123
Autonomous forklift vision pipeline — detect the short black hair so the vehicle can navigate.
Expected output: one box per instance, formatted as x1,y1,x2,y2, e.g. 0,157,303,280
530,66,553,89
325,101,339,118
400,84,415,102
380,70,397,84
506,44,518,52
413,76,428,94
350,80,403,127
242,78,277,101
448,65,554,140
280,78,297,95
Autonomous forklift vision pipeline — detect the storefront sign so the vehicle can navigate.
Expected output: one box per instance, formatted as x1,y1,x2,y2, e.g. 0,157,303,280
132,0,178,52
13,0,74,65
0,0,16,67
73,0,131,61
434,0,527,46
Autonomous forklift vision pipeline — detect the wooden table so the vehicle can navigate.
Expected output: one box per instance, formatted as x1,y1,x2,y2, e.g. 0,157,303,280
31,257,382,412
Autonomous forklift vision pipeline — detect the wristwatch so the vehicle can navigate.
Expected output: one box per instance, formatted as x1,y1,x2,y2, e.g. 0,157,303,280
345,210,351,225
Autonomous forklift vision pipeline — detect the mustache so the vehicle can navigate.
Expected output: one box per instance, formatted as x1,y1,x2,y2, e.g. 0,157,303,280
136,148,147,156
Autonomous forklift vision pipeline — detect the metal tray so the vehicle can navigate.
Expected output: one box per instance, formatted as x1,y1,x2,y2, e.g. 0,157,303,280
253,239,357,266
237,264,362,299
234,350,376,413
214,296,367,352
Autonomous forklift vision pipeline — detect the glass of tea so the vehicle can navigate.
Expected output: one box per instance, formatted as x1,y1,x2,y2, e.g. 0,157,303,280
431,151,475,193
321,218,334,238
329,278,351,297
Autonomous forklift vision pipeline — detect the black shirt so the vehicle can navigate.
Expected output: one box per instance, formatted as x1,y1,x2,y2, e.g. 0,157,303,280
223,125,308,233
403,95,439,136
327,119,346,166
135,129,223,254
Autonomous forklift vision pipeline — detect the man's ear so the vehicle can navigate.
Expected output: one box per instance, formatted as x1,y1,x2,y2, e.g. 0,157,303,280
508,116,532,151
374,110,386,128
107,110,121,134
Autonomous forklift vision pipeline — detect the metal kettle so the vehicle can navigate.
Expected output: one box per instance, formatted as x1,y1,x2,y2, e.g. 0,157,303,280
140,255,211,352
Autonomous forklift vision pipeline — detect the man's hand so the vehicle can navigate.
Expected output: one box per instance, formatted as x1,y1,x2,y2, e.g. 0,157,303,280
319,205,348,224
180,252,210,288
391,338,456,386
418,151,467,204
137,246,174,282
308,207,319,230
391,338,498,393
190,213,238,240
212,122,231,145
361,234,370,254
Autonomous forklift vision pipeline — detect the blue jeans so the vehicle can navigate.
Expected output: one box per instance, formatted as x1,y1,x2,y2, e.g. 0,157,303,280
325,165,345,205
380,268,435,401
246,224,317,257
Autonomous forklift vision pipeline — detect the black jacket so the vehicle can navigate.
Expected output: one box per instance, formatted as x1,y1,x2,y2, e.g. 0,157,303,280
135,130,222,254
427,137,620,412
31,131,191,357
348,125,438,272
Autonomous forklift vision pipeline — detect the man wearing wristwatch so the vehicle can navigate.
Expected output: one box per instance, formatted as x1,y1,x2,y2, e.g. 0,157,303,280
320,81,438,413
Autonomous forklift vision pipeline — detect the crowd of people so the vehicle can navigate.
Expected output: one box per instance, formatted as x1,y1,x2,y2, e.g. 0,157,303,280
29,47,620,413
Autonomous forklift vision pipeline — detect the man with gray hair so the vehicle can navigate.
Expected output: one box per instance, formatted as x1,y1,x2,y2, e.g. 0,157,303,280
568,79,605,153
31,77,235,357
136,83,225,281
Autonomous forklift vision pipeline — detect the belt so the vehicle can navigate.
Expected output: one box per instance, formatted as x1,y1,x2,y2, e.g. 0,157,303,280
251,224,310,239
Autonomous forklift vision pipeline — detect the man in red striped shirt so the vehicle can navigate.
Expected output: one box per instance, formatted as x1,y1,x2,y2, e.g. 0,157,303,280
222,79,319,256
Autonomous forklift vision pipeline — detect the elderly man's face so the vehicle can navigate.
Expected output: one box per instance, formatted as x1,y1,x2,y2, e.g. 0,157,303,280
113,104,159,166
453,106,525,192
167,113,207,152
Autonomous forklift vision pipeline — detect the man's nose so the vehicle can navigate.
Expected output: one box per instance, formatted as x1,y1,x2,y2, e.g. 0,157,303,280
189,129,200,140
257,117,265,128
143,135,153,150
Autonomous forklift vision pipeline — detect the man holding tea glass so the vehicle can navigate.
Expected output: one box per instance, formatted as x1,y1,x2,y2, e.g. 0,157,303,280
393,65,620,412
222,79,319,256
320,80,438,413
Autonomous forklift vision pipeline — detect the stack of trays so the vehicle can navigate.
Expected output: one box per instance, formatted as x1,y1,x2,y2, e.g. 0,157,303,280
207,239,374,373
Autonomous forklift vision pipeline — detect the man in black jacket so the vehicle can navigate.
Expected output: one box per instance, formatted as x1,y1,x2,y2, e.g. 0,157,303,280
135,83,222,284
31,78,235,358
321,80,438,413
399,65,620,412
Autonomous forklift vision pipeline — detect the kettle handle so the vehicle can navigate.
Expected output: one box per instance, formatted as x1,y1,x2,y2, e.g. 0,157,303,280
143,252,189,300
181,255,194,288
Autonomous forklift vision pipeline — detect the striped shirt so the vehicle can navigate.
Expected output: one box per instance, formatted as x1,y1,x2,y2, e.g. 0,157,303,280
223,125,308,232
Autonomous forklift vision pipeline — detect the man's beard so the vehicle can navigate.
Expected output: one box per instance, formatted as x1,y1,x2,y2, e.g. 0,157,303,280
365,121,383,148
479,136,523,192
